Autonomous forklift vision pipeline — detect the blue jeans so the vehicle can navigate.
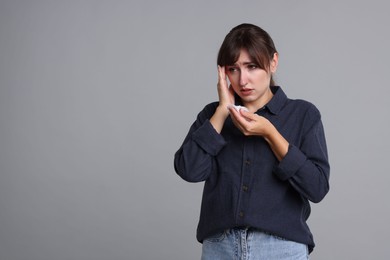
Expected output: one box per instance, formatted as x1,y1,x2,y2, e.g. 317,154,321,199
201,228,309,260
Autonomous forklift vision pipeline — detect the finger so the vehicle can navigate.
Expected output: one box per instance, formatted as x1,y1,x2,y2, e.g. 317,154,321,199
239,109,256,121
217,65,225,80
228,106,248,128
227,105,240,120
228,107,244,130
227,105,236,114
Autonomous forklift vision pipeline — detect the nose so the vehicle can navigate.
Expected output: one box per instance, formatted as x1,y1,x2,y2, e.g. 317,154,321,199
239,71,248,86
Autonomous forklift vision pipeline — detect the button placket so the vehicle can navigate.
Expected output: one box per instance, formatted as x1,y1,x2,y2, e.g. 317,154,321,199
237,139,253,223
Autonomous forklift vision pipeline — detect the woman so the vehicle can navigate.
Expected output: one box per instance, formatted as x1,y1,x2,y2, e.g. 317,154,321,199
174,23,330,259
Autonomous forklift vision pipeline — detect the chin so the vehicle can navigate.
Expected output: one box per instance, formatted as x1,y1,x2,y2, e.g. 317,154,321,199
240,96,256,103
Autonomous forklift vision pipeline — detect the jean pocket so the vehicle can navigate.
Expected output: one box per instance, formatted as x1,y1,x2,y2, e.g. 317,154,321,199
204,230,226,243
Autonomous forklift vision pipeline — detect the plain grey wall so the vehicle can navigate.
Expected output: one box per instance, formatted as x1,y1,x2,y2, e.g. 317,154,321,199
1,0,389,259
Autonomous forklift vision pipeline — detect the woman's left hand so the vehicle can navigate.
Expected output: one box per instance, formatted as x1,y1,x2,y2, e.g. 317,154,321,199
228,106,289,161
228,107,271,136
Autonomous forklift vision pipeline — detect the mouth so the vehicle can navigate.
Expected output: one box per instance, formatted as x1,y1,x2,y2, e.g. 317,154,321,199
240,88,253,96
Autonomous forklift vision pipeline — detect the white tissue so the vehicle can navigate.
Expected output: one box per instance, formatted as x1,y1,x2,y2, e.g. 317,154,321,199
230,105,248,112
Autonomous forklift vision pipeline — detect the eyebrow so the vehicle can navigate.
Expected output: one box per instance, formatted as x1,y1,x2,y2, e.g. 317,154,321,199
229,61,255,66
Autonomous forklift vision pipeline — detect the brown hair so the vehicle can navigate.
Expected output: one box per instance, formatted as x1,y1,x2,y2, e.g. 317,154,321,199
217,23,278,86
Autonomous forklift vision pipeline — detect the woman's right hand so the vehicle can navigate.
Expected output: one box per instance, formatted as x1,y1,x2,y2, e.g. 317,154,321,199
209,66,235,133
217,66,235,109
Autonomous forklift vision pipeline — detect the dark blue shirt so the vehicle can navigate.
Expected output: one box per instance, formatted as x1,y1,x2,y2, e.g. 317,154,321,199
174,86,330,253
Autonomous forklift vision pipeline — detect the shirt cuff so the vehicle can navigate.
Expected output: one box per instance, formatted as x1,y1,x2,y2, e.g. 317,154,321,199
274,144,307,181
192,120,226,156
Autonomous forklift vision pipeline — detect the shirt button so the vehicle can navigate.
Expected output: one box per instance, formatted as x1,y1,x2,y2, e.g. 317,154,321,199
242,185,248,192
244,160,250,165
239,211,244,218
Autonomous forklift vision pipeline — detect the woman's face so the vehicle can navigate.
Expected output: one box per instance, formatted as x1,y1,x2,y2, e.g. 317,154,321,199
226,49,278,110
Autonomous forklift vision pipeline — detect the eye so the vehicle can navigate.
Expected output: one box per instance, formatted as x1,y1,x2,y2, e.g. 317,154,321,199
227,67,238,73
248,64,258,70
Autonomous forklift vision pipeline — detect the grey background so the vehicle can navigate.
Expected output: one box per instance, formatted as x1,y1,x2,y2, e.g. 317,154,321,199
0,0,389,259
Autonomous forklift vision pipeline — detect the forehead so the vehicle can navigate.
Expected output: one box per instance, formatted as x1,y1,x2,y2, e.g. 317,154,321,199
232,49,254,65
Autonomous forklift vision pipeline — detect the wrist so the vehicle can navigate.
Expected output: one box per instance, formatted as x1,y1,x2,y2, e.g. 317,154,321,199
210,106,229,134
263,124,289,161
263,123,275,143
216,104,230,118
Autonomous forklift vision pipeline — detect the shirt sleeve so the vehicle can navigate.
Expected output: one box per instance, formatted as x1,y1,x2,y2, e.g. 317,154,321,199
174,104,226,183
273,110,330,203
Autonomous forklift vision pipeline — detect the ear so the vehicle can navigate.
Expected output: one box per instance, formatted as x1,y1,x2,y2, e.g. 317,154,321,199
270,52,279,73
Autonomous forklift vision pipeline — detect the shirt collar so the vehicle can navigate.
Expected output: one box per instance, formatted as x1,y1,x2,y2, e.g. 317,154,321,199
264,86,287,115
235,86,287,115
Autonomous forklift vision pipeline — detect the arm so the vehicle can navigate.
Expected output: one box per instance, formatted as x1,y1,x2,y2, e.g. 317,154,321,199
274,118,330,203
174,105,226,182
174,66,234,182
229,107,330,203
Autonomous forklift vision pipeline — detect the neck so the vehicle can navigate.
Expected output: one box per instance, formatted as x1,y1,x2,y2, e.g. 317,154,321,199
243,88,274,112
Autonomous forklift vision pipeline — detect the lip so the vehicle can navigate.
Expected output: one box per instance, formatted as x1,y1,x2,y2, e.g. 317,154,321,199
240,88,253,96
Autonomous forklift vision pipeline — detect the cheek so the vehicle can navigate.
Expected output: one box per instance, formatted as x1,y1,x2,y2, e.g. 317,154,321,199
254,71,271,83
226,75,239,92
